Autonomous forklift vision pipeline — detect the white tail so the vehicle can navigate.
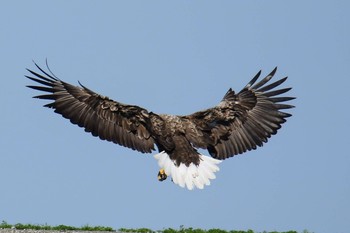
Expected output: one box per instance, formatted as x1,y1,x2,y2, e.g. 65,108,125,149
154,151,222,190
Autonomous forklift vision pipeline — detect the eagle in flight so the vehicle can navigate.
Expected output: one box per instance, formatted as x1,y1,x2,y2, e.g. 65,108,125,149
26,63,294,190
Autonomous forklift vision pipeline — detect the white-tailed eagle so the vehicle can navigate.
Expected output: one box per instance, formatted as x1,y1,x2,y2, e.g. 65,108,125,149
26,63,294,190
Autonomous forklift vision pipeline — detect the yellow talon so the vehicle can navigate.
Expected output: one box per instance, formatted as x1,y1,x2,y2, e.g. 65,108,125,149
157,169,167,181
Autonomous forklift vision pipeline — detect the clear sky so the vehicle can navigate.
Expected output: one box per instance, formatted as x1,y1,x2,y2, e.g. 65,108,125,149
1,1,349,233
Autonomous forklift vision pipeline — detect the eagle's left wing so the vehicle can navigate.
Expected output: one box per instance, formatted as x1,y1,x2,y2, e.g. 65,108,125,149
183,67,295,159
26,63,155,153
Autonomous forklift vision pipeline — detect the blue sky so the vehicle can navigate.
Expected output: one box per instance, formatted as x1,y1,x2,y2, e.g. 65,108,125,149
1,1,349,233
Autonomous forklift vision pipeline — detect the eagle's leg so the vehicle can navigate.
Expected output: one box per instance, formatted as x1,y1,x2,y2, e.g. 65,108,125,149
157,169,167,181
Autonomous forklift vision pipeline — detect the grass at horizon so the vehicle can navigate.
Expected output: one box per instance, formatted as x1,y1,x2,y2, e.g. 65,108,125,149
0,221,312,233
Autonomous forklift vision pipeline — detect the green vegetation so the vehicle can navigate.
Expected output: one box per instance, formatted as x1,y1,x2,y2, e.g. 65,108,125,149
0,221,313,233
0,221,114,231
119,228,153,233
106,228,305,233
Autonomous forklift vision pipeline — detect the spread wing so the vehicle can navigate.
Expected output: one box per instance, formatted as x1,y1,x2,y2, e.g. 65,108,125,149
26,63,155,153
184,67,295,159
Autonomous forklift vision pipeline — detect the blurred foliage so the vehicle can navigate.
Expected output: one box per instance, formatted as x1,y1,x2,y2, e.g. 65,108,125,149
0,221,114,231
0,221,311,233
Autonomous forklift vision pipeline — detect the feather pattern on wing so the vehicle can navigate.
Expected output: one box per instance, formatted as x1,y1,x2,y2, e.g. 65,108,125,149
26,63,155,153
183,67,295,159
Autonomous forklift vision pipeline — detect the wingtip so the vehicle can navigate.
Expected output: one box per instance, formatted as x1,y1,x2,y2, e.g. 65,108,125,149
257,69,262,76
270,66,278,77
244,69,262,89
33,60,41,70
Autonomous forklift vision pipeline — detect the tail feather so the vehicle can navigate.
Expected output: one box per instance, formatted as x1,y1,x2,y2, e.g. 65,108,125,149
154,151,222,190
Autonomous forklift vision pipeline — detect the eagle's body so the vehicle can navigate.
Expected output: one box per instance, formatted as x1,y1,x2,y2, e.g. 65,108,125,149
26,63,294,190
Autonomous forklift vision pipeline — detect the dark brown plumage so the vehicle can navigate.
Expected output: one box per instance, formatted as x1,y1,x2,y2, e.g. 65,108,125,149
26,62,294,190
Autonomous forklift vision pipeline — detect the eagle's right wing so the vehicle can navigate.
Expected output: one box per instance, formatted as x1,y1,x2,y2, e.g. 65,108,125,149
26,63,155,153
184,68,295,159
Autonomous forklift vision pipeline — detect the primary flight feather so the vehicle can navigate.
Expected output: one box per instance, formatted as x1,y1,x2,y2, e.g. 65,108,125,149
26,63,295,190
